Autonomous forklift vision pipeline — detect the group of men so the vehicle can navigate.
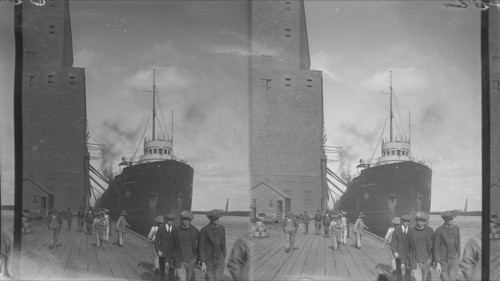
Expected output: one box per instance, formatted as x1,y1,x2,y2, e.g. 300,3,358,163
282,209,350,253
46,206,127,249
390,210,462,281
147,209,248,281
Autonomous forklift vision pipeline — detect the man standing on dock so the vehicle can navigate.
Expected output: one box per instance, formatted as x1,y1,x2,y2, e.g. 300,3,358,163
301,211,310,234
116,210,130,247
172,211,199,281
47,209,62,249
199,209,226,281
401,211,434,281
282,211,299,253
156,213,176,278
434,210,460,281
353,212,368,249
314,209,322,235
65,208,73,231
77,206,85,232
391,214,411,280
340,211,348,246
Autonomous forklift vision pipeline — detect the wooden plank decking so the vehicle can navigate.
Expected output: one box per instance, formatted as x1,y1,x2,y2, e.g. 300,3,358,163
17,218,236,281
250,223,459,281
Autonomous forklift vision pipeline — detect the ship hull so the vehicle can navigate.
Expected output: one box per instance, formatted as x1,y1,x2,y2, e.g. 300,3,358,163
335,161,432,238
96,160,194,236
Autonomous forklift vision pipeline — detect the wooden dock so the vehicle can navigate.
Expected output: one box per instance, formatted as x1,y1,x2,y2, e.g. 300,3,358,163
250,223,462,281
16,218,236,281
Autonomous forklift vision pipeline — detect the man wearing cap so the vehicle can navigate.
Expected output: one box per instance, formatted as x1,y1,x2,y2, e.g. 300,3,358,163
103,209,110,243
391,214,411,280
433,210,460,281
313,209,322,235
282,212,299,253
199,209,226,281
353,212,368,249
47,209,62,249
155,213,176,277
116,211,130,247
340,211,348,246
146,215,164,273
92,211,106,248
172,211,199,281
401,211,434,281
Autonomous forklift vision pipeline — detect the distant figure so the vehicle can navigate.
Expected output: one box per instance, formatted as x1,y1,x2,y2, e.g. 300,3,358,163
172,211,199,281
313,209,322,235
155,213,176,278
383,217,400,273
329,213,341,251
391,214,411,280
47,209,63,249
434,210,460,281
227,236,251,281
353,212,368,249
459,233,481,281
282,211,298,253
322,211,332,238
301,211,310,234
65,208,73,231
84,208,94,235
93,211,106,248
340,211,348,246
401,211,434,281
115,210,130,247
77,206,85,232
199,209,226,281
103,209,110,243
146,215,164,274
0,228,13,279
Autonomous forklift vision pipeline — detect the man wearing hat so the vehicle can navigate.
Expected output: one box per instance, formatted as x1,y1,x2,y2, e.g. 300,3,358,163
116,210,130,247
282,211,299,253
146,215,164,273
401,211,434,281
172,211,199,281
199,209,226,281
340,211,348,246
103,209,110,243
155,213,176,277
353,212,368,249
47,209,62,249
92,211,106,248
433,210,460,281
313,209,322,235
391,214,411,279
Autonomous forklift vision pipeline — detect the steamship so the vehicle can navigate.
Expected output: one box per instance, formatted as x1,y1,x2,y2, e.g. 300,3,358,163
96,70,194,236
335,72,432,237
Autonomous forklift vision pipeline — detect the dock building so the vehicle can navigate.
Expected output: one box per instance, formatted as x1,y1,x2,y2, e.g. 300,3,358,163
15,0,89,215
249,0,327,217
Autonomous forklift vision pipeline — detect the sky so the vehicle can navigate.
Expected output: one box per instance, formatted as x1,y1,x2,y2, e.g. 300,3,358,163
0,1,250,211
305,1,482,212
0,1,483,212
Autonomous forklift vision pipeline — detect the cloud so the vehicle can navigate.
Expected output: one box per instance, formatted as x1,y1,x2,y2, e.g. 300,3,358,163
310,51,343,82
74,47,106,68
124,66,192,92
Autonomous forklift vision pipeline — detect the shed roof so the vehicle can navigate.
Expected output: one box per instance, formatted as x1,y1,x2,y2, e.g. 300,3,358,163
250,181,291,199
23,177,53,195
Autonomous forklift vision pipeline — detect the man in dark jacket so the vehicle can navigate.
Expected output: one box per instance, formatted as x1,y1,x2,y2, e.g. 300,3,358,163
313,209,322,235
155,213,176,278
301,211,310,234
84,208,94,235
199,209,226,281
282,212,299,253
65,208,73,231
172,211,199,281
391,214,411,280
434,210,460,281
401,211,434,281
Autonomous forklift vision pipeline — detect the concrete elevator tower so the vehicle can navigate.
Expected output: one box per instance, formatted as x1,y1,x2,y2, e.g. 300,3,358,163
15,0,89,213
250,0,327,216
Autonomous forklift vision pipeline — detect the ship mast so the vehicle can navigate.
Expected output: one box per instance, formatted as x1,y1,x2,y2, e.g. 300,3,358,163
389,71,394,142
152,69,157,141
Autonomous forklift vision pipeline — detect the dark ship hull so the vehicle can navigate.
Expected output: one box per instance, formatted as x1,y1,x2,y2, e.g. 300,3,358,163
335,161,432,238
96,160,194,236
